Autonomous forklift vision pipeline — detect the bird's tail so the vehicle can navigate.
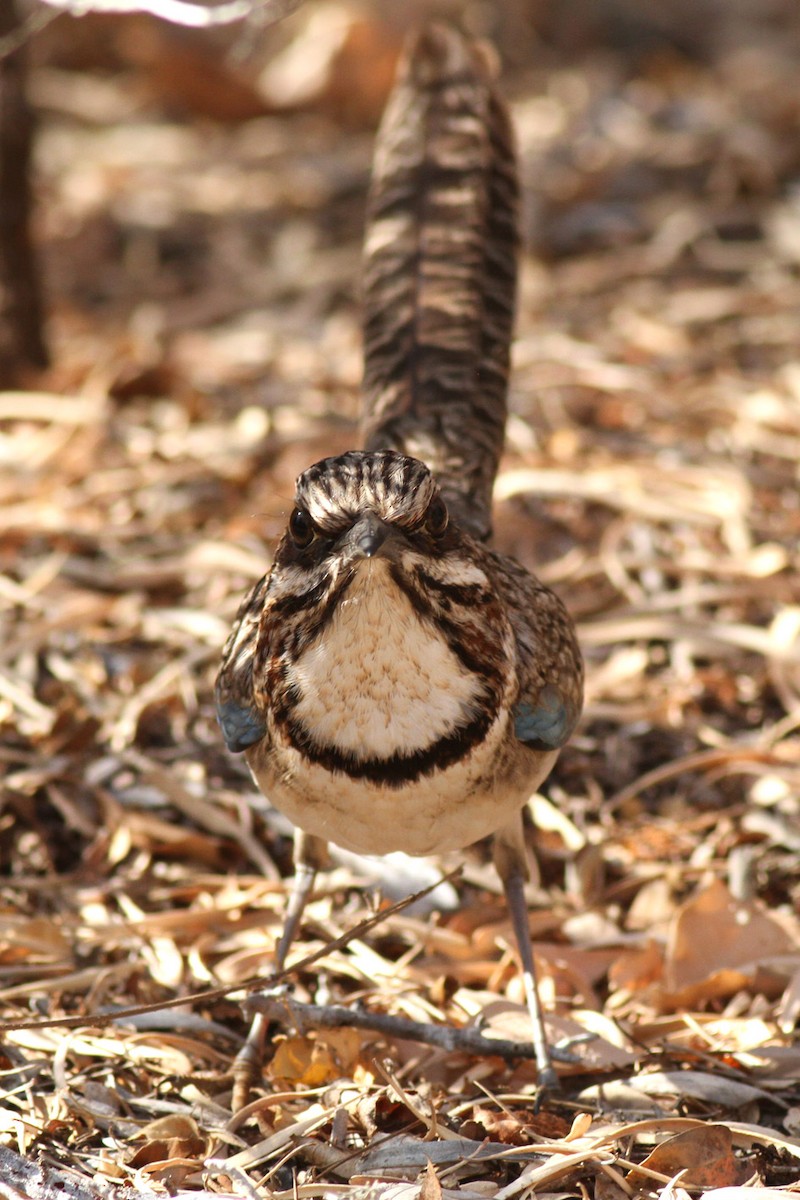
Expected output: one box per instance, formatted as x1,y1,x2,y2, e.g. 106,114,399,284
360,23,519,542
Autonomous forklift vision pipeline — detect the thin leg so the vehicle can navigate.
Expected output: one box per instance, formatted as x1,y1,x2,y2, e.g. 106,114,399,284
493,818,558,1095
231,832,329,1111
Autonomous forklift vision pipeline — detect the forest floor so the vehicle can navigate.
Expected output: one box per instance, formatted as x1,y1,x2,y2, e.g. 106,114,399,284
2,3,800,1197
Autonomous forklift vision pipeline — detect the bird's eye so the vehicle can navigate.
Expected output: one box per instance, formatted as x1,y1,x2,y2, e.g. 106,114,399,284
288,507,315,548
425,496,449,538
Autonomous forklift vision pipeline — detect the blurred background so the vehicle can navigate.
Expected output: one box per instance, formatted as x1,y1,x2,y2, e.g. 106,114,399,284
21,0,800,409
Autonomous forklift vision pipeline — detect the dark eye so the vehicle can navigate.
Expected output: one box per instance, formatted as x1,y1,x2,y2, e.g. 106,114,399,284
425,496,449,538
288,507,315,548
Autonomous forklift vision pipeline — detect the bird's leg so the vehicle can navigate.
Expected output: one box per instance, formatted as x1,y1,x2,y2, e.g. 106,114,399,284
492,817,558,1096
274,831,330,969
231,831,330,1112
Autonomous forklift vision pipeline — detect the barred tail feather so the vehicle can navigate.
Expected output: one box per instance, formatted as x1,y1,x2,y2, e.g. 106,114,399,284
361,23,519,542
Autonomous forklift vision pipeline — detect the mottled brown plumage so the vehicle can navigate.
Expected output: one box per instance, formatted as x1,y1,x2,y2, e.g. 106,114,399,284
361,24,518,541
215,24,583,1102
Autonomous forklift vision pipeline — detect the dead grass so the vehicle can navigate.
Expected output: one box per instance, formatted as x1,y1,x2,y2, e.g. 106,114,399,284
2,6,800,1197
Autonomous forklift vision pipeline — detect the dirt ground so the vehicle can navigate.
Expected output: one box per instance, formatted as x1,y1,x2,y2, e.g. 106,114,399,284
2,1,800,1196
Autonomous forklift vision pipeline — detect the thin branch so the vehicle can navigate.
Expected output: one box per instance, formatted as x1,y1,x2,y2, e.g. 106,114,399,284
247,992,585,1064
0,869,461,1035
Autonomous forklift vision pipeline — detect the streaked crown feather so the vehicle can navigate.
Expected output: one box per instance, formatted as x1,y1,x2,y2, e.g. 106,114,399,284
296,450,439,535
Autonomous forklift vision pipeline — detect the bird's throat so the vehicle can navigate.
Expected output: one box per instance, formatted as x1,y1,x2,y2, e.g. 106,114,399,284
284,562,482,761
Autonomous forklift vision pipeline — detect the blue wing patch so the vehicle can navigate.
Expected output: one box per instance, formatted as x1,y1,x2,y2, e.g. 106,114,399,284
513,684,573,751
217,699,266,753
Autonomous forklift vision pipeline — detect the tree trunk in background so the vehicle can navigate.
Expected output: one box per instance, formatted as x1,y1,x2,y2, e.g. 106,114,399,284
0,0,48,382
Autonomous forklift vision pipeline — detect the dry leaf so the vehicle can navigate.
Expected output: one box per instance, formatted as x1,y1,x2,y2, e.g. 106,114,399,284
566,1112,594,1140
464,1105,571,1145
269,1029,362,1086
628,1124,751,1189
609,938,665,992
5,8,800,1195
662,879,795,1005
128,1114,208,1167
419,1159,443,1200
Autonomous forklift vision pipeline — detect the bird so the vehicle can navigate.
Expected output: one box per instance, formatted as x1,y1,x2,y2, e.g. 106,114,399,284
215,22,584,1106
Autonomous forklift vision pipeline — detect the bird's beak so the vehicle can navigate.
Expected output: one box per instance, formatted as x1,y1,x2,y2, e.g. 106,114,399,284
348,511,392,560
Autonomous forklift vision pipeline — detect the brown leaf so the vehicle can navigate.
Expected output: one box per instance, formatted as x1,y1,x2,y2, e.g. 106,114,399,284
269,1029,362,1086
663,879,795,1004
628,1124,751,1188
466,1104,573,1145
609,938,664,992
128,1114,208,1166
419,1159,442,1200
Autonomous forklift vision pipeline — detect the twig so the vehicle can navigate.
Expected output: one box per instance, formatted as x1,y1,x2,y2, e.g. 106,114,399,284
606,746,784,811
0,868,461,1034
247,992,567,1063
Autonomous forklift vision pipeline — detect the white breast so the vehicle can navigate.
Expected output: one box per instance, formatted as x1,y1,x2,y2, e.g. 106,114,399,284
250,558,544,856
287,560,481,758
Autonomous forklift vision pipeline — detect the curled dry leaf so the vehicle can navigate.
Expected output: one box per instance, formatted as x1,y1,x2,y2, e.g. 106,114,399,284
628,1124,753,1189
462,1104,572,1145
128,1113,210,1185
269,1028,363,1086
